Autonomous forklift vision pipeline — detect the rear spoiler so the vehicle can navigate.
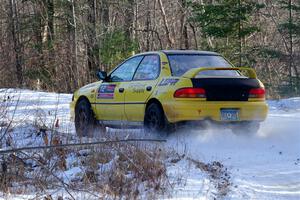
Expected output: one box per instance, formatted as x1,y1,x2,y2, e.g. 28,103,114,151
182,67,257,79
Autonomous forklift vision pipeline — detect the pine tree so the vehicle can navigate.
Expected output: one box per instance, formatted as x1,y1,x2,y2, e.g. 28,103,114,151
189,0,263,66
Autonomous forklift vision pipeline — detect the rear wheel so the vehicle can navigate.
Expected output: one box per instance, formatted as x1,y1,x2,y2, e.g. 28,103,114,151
75,99,96,137
231,122,260,135
144,103,174,136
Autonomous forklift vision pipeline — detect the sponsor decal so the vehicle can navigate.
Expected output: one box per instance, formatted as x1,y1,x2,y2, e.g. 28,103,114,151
97,84,116,99
133,88,145,93
129,83,146,93
158,78,179,86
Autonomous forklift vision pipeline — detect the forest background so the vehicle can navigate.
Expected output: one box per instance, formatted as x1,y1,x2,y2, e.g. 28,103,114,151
0,0,299,98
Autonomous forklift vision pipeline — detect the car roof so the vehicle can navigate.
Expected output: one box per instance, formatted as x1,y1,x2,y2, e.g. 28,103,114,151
161,50,220,55
134,50,220,56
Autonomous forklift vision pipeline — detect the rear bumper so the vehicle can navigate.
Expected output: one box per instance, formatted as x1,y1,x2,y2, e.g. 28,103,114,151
163,100,268,123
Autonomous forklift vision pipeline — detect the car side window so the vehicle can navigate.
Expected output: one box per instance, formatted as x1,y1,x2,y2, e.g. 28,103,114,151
133,55,160,81
110,56,143,82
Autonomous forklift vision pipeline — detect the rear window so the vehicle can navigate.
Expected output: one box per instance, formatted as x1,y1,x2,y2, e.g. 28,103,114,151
167,54,241,77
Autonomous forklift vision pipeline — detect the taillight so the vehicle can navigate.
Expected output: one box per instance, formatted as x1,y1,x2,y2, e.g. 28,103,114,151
249,88,265,98
174,88,206,98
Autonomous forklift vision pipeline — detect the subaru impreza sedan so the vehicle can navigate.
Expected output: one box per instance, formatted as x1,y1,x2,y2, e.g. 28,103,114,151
70,50,268,136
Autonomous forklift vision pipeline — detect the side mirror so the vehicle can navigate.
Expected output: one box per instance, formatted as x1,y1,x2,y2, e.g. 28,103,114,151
96,70,108,81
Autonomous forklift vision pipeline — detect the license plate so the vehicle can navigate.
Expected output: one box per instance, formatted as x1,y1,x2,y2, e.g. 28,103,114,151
220,109,239,121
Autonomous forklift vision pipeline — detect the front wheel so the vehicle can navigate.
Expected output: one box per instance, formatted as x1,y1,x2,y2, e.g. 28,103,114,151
75,99,96,137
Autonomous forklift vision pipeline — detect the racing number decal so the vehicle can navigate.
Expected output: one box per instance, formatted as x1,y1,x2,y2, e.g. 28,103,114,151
97,84,116,99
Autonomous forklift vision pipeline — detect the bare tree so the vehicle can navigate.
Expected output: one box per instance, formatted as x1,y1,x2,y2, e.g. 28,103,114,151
158,0,173,48
86,0,99,81
8,0,23,86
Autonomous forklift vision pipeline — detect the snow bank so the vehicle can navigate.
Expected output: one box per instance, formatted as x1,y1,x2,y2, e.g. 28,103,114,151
268,97,300,112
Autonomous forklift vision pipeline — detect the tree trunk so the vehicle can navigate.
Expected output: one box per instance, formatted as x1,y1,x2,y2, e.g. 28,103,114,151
68,0,78,89
33,1,45,90
87,0,99,81
146,0,151,51
45,0,55,90
180,0,189,49
238,0,242,67
100,0,109,71
158,0,173,48
125,0,135,40
9,0,23,86
189,23,198,49
47,0,54,49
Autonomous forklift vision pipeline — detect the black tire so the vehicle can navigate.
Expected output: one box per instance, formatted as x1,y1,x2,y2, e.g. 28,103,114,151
231,122,260,135
75,99,96,137
144,103,174,135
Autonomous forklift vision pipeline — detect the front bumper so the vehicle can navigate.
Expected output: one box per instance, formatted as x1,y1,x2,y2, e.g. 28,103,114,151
70,100,75,121
163,100,268,123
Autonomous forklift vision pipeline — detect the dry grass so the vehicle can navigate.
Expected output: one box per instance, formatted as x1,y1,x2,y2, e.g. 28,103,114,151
0,122,170,199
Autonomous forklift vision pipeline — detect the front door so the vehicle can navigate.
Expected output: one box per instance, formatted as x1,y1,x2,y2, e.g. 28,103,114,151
124,54,161,122
95,56,144,121
95,82,125,121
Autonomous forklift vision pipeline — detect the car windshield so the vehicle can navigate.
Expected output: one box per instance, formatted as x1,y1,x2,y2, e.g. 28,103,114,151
167,54,241,77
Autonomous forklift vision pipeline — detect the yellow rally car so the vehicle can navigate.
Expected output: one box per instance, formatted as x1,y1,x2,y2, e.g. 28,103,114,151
70,50,268,136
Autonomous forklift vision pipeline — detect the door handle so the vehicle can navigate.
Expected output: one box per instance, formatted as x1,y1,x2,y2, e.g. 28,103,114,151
119,88,125,93
146,86,152,91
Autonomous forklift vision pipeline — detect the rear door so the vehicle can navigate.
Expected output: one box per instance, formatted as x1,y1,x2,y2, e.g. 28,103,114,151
124,54,161,122
95,56,143,121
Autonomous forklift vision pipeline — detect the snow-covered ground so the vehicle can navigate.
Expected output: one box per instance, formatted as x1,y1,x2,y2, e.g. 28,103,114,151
167,100,300,199
0,89,299,199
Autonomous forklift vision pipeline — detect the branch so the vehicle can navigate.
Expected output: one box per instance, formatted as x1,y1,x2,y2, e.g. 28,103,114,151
0,138,167,155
